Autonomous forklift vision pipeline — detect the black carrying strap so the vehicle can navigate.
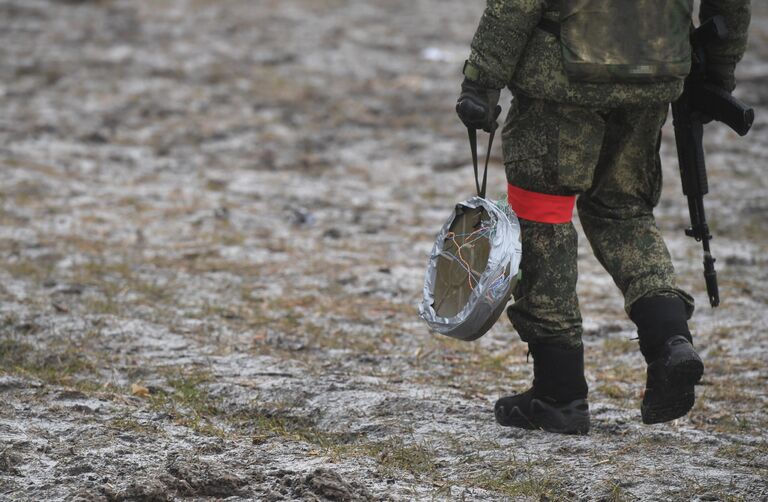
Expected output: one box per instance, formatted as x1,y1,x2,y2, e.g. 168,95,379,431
468,126,495,199
537,18,561,38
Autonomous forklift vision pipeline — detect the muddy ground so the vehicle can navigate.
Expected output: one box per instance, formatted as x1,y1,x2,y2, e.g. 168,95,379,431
0,1,766,500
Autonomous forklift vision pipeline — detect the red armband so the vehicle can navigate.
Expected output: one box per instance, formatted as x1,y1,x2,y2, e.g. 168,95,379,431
507,184,576,224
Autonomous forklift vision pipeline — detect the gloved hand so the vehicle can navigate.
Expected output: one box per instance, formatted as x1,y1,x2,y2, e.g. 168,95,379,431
705,62,736,93
456,77,502,133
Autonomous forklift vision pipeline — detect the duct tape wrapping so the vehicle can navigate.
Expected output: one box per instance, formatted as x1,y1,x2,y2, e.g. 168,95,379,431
419,196,522,341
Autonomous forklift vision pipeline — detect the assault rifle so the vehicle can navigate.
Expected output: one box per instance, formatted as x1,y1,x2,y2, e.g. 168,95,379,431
672,16,754,307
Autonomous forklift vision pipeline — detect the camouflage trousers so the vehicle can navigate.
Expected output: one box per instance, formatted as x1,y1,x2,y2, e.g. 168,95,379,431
502,95,694,349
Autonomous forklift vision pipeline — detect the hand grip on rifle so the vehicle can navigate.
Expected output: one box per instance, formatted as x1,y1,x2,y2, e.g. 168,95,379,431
690,83,754,136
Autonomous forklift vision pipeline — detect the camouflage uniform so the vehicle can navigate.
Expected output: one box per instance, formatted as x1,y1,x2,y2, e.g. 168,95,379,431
465,0,751,348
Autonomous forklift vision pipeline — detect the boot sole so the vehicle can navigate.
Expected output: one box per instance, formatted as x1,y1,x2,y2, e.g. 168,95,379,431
641,388,695,424
642,357,703,425
496,398,590,435
668,358,704,387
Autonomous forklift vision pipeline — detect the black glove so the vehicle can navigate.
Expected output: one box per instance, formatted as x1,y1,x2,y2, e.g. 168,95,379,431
456,77,502,133
705,62,736,93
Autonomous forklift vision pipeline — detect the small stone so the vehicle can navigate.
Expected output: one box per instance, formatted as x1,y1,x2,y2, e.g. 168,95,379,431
323,228,342,239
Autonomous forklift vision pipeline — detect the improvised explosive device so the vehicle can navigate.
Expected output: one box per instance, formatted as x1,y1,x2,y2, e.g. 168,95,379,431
420,128,522,341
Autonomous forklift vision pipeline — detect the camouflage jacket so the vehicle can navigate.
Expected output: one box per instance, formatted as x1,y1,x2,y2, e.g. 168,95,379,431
466,0,751,107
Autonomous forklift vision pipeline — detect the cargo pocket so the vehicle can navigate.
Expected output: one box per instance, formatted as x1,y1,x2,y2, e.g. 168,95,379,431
502,100,550,192
554,105,604,193
643,132,664,209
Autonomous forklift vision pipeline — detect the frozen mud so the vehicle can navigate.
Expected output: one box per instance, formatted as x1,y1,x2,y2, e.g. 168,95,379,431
0,0,766,500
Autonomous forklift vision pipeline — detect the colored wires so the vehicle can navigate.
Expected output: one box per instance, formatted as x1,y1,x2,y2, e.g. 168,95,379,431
442,225,492,290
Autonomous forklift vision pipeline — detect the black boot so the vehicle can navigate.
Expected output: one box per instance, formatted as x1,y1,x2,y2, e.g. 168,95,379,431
630,296,704,424
494,344,590,435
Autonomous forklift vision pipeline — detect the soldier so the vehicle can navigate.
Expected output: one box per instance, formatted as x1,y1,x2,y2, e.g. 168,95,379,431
456,0,751,434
